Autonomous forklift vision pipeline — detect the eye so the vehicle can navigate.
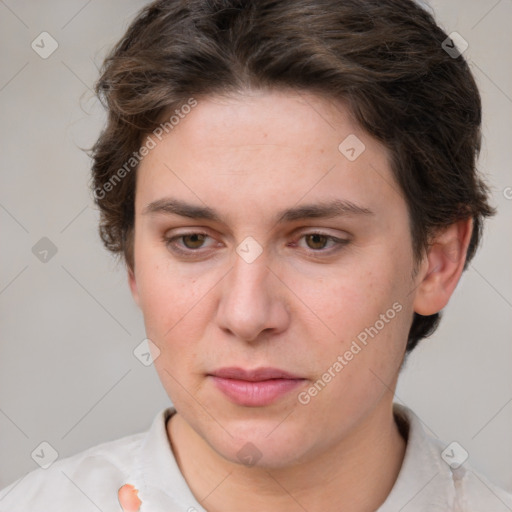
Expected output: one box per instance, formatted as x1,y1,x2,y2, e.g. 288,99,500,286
163,230,349,258
179,233,208,249
304,233,330,250
296,232,349,253
164,232,215,254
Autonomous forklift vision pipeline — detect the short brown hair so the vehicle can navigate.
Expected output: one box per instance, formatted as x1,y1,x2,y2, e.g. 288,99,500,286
90,0,494,352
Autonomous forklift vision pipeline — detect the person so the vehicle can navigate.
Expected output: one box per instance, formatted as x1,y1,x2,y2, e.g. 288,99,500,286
1,0,511,510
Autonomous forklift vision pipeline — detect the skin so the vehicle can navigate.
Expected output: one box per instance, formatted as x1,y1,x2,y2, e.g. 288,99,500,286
118,484,141,512
120,89,472,512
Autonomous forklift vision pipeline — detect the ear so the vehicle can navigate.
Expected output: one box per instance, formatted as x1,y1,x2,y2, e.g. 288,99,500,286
128,265,140,307
413,218,473,316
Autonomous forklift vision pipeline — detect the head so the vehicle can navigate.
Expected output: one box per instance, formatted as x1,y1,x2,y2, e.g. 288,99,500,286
90,0,494,467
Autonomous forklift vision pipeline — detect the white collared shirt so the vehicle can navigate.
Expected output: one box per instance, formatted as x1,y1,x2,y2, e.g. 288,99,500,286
1,405,511,511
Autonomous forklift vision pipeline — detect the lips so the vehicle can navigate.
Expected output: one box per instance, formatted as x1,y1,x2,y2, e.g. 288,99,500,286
211,367,302,381
208,367,305,407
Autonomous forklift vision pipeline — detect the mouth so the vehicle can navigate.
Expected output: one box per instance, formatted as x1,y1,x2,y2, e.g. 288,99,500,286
208,367,306,407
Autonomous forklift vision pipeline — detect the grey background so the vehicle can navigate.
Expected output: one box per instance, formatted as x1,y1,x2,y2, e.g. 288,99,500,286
1,0,511,492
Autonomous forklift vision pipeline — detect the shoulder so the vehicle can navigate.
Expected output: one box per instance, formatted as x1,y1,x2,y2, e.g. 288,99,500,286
0,415,162,512
451,465,512,511
388,404,512,512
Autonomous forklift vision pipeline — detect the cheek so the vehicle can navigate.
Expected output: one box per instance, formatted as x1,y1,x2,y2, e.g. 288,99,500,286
134,255,220,361
139,272,202,334
298,255,411,369
139,269,209,395
292,265,393,340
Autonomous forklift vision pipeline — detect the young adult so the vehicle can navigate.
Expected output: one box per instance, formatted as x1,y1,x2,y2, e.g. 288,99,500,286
2,1,510,510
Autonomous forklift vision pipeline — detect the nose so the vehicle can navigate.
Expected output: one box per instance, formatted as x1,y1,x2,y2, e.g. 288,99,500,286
215,249,290,343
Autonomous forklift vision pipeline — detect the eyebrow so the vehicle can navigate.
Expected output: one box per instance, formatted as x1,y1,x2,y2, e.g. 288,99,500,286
142,198,374,223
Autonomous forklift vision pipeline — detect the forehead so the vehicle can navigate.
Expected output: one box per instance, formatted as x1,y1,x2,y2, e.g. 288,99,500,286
157,90,364,160
135,90,405,221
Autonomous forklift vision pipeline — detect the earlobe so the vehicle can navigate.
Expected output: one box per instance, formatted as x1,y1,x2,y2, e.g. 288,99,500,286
413,218,473,316
128,266,140,307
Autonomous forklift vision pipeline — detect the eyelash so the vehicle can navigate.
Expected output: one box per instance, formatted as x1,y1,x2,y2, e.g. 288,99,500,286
163,231,349,257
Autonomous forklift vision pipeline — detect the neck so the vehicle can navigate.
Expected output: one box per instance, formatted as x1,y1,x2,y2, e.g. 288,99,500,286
167,401,406,512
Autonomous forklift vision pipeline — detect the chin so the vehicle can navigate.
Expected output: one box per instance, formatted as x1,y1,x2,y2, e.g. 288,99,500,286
206,417,316,469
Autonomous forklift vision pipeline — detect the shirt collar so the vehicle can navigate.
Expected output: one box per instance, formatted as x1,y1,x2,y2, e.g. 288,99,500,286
131,407,206,511
377,403,457,511
130,404,458,511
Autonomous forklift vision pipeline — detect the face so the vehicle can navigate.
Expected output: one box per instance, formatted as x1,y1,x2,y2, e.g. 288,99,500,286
129,89,420,468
